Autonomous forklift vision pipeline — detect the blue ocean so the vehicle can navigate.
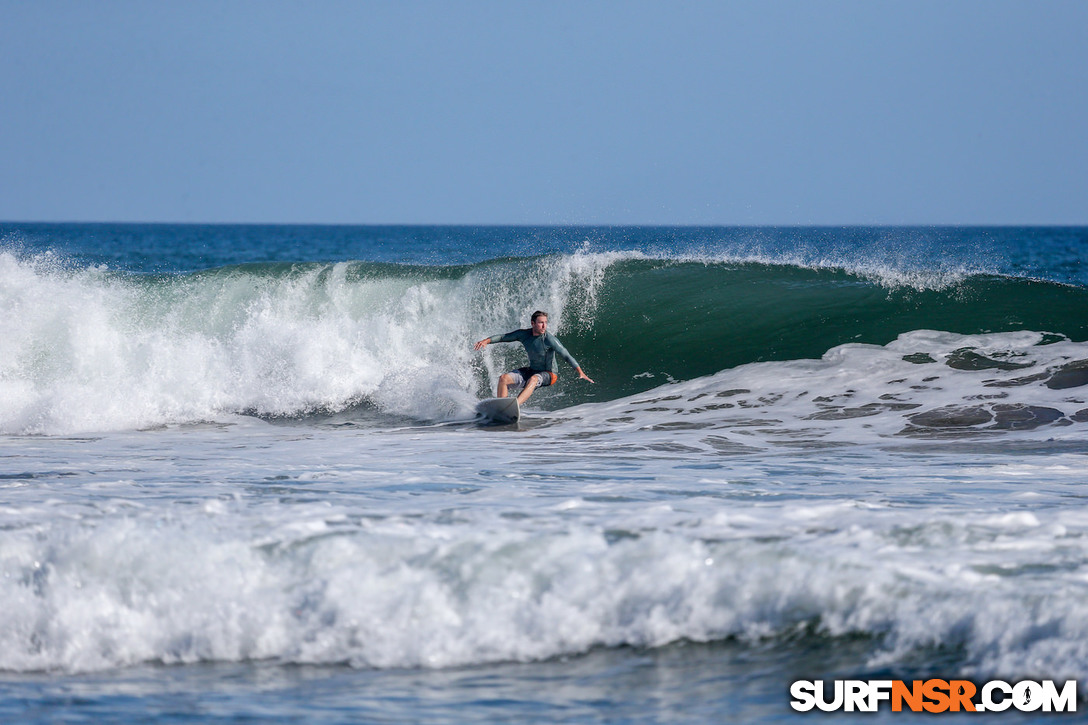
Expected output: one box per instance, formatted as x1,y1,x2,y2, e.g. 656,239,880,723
1,223,1086,722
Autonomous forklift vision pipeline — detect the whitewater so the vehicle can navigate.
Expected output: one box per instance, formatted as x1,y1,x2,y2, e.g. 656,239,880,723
0,224,1086,722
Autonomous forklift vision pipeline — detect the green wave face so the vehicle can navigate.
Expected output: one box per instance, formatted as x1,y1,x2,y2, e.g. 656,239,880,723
553,260,1088,404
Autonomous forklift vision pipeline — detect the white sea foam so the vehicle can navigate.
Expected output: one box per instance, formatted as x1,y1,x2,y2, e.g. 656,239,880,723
2,468,1087,678
556,329,1088,450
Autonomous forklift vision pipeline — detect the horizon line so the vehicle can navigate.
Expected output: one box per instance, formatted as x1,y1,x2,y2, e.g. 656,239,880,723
4,219,1087,229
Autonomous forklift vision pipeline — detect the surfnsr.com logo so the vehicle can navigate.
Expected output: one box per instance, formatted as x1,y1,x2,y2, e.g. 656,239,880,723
790,679,1078,713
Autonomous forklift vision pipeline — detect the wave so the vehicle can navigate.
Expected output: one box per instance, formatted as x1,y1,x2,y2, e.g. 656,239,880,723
2,496,1087,676
2,249,1086,434
562,258,1088,401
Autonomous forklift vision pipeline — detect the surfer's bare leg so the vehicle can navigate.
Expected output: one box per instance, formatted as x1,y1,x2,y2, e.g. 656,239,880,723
497,373,515,398
516,376,539,405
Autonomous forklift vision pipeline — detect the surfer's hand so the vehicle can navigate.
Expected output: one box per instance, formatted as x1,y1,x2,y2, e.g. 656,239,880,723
474,339,490,351
577,368,594,383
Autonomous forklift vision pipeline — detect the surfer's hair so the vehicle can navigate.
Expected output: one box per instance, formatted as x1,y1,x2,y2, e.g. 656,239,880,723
531,310,548,322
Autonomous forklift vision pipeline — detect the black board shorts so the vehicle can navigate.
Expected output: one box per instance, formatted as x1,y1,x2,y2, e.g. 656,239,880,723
508,368,557,388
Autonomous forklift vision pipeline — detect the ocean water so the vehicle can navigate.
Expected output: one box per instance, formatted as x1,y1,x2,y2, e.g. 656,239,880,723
0,223,1086,722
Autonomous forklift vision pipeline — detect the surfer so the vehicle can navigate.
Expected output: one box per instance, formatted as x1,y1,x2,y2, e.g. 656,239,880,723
474,310,594,404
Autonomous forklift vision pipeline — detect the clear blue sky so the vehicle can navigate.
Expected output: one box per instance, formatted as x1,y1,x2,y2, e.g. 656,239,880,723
2,0,1086,225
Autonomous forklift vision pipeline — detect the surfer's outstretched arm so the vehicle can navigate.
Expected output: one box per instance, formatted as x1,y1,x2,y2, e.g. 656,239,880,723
475,331,521,351
575,367,594,383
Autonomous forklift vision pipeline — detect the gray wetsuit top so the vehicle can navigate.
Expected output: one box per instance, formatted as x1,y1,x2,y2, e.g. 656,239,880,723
487,329,580,374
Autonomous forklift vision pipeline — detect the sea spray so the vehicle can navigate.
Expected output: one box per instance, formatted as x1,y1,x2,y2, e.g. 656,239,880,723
0,251,624,434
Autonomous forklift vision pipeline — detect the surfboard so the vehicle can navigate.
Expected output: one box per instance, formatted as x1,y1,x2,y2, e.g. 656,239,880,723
476,397,520,424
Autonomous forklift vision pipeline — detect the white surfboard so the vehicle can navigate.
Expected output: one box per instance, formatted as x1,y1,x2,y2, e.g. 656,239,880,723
476,397,520,424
